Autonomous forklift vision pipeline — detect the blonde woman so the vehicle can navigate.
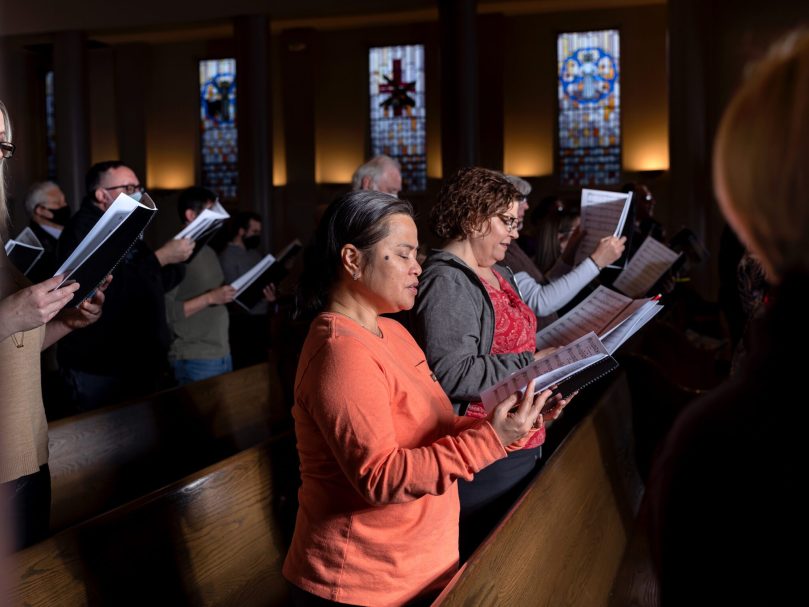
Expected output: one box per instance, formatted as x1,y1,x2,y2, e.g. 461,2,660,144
0,100,108,550
645,31,809,605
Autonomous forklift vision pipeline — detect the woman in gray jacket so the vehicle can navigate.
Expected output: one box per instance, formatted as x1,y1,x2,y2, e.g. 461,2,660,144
412,167,567,560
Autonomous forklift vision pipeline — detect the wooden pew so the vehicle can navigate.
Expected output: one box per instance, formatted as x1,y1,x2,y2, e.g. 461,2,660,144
10,433,295,607
433,373,644,606
48,361,291,532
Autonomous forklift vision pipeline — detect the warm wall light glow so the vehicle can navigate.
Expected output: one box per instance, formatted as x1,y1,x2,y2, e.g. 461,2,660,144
624,136,669,171
316,137,364,184
503,141,554,177
273,147,287,186
147,155,195,190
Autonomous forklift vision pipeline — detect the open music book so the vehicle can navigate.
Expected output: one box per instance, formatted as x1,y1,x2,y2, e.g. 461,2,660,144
53,193,157,306
231,239,303,310
481,332,615,413
574,188,633,269
174,201,229,263
535,285,662,352
480,285,663,407
4,227,44,276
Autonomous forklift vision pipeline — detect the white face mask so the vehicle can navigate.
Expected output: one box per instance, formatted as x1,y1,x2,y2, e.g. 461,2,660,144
129,191,143,202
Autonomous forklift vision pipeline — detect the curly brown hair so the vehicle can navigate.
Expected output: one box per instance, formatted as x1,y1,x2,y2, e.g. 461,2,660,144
431,167,520,240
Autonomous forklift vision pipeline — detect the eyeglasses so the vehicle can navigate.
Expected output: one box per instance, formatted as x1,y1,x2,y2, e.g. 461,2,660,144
104,183,144,195
0,141,16,159
496,213,520,232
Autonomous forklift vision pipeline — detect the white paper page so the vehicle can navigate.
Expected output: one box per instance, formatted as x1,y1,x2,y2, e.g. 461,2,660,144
53,193,150,284
601,302,663,353
575,189,633,266
4,228,43,254
535,286,633,349
174,202,230,241
231,253,276,295
15,227,44,249
481,333,608,413
613,236,680,298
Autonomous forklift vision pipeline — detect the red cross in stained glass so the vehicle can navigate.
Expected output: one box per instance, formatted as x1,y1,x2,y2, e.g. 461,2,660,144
378,59,416,117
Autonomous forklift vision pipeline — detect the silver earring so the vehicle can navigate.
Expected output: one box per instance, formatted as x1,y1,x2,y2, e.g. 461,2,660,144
352,272,360,281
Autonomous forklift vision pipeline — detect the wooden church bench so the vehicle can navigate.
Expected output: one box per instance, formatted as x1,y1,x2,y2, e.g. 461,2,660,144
48,361,290,532
10,433,295,607
433,373,643,606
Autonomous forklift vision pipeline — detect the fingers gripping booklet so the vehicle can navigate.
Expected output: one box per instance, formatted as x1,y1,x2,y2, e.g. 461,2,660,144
53,193,157,307
480,333,615,413
173,201,229,263
230,239,303,310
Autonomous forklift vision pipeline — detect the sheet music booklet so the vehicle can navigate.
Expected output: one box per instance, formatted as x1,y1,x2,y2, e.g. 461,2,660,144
4,227,44,276
231,239,303,310
53,193,157,306
173,201,229,263
574,188,633,269
480,286,663,413
612,235,681,298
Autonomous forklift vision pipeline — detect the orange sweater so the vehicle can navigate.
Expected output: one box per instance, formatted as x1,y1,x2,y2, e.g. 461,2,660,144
283,313,508,606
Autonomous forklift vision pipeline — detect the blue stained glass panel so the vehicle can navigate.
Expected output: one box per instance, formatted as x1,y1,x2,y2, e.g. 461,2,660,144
199,58,238,199
369,45,426,192
557,30,621,187
45,71,56,181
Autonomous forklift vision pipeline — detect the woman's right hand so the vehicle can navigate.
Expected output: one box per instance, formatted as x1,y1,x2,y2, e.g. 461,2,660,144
489,382,552,447
0,275,80,339
589,235,626,269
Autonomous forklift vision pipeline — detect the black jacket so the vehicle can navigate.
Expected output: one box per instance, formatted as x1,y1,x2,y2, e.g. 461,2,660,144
56,198,185,375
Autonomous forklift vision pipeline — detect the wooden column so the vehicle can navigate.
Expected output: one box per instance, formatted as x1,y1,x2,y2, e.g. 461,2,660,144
235,15,274,249
279,28,318,245
54,31,90,211
439,0,479,177
113,43,149,184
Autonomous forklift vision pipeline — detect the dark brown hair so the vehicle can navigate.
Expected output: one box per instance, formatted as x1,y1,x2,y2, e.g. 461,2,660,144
431,167,519,241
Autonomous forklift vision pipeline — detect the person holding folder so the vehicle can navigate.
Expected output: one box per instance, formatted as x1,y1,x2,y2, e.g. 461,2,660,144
283,190,554,606
0,100,108,550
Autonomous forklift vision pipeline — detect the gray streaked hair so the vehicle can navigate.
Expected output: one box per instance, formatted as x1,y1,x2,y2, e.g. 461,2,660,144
504,174,532,197
351,154,401,191
24,181,60,217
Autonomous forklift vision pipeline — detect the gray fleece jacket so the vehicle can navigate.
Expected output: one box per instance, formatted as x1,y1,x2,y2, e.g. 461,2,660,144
411,250,534,412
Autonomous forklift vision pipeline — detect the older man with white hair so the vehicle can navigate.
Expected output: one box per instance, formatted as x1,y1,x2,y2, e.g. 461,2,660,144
23,181,70,282
351,154,402,198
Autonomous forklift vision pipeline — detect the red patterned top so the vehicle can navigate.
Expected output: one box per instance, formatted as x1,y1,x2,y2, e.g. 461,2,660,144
465,271,545,449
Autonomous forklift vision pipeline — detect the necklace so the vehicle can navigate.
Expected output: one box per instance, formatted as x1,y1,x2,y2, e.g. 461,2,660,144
10,331,24,348
330,310,382,338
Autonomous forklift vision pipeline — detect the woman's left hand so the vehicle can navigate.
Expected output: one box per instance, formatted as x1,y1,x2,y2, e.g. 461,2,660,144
58,275,111,330
541,389,578,421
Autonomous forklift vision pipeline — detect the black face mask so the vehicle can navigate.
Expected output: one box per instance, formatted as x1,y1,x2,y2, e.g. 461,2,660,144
243,235,261,250
47,206,71,227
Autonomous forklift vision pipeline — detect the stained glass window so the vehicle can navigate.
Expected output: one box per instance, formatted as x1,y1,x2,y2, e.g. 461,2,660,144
369,45,426,192
557,30,621,187
199,58,238,199
45,70,56,181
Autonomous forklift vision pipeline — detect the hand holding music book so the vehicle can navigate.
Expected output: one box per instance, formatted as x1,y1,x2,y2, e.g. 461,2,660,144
4,227,44,276
574,188,634,269
480,332,617,413
53,193,157,307
231,239,303,311
173,201,229,263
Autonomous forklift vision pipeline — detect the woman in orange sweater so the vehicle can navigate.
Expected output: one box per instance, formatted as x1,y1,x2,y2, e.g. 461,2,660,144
283,191,564,606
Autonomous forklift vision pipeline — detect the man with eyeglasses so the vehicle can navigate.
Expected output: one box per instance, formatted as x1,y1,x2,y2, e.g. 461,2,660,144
56,161,194,411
